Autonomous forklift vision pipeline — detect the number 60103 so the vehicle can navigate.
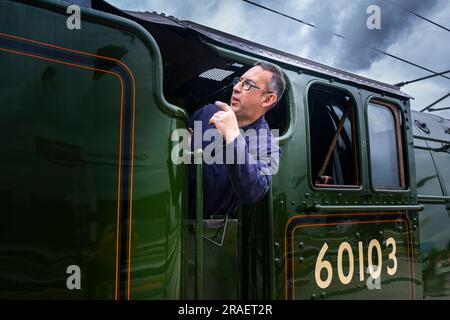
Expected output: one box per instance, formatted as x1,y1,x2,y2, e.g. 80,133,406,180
314,238,397,289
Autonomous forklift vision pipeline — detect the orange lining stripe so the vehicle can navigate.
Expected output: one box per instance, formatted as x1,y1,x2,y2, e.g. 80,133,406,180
290,220,410,299
0,31,137,300
283,212,415,298
0,45,125,300
284,212,414,300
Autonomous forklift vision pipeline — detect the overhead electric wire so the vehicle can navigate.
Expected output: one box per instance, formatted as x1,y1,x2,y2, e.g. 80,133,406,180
371,49,450,82
242,0,450,83
420,92,450,112
395,70,450,87
241,0,344,38
383,0,450,33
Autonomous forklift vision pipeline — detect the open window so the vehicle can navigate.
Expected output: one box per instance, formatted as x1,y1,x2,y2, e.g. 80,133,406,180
166,60,288,134
308,84,359,188
367,100,406,189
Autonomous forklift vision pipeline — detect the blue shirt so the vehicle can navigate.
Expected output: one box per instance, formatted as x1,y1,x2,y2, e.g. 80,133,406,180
188,104,280,218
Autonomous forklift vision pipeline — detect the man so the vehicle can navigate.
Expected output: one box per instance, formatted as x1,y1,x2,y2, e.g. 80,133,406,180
188,61,286,218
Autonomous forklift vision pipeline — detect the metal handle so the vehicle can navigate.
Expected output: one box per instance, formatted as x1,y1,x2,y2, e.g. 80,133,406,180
313,204,424,212
194,149,203,299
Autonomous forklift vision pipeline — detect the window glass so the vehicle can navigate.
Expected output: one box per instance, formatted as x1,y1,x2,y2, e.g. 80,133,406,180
368,102,404,188
308,85,359,187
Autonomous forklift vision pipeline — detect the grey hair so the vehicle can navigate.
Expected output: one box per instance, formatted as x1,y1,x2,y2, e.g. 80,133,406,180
254,61,286,103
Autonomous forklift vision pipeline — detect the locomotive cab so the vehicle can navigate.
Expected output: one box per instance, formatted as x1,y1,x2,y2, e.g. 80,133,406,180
1,0,450,300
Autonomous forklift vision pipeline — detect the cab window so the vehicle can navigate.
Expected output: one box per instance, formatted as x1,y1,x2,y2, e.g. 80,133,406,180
367,100,406,189
308,84,359,188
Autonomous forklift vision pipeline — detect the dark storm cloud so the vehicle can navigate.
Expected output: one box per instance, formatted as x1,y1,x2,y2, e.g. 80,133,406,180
332,0,441,70
107,0,450,116
263,0,441,71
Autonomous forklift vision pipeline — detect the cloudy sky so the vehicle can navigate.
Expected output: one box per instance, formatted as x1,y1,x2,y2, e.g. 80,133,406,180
106,0,450,118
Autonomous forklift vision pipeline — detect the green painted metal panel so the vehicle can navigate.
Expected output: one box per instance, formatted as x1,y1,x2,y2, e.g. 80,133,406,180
1,0,449,301
287,213,417,300
413,123,450,299
0,0,186,299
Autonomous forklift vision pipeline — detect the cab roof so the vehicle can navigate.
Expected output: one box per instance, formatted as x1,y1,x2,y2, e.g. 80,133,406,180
93,0,412,99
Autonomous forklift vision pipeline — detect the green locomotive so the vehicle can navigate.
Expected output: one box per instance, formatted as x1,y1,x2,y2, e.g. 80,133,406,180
0,0,449,299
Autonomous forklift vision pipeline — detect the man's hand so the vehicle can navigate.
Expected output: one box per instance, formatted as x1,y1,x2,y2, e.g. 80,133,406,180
209,101,240,144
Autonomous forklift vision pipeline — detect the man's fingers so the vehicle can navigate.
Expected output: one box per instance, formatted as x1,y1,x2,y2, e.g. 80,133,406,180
215,101,231,112
209,111,225,125
209,115,217,125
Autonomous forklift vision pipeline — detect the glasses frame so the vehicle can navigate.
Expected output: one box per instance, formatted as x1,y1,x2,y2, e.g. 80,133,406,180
232,77,273,93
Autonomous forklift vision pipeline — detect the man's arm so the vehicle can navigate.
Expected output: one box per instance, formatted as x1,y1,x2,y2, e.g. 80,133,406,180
225,133,280,203
209,100,280,203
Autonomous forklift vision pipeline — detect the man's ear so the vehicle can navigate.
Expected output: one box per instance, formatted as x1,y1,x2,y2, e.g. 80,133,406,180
262,93,277,109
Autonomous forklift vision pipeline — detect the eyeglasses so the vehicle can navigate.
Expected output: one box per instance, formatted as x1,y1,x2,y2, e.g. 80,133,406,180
232,77,273,93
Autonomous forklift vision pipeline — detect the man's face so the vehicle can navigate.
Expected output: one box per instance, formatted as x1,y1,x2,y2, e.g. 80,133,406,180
229,66,274,125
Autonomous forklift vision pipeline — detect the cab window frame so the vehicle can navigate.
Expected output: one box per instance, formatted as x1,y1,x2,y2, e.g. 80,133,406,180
306,81,362,191
366,98,408,191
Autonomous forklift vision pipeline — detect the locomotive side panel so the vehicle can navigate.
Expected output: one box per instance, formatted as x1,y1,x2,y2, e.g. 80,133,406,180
0,0,185,299
271,72,422,299
412,111,450,299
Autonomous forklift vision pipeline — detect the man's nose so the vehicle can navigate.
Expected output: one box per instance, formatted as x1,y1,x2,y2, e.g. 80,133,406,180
233,82,242,93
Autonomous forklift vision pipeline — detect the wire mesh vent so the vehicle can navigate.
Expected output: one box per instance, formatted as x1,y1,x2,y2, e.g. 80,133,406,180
199,68,234,81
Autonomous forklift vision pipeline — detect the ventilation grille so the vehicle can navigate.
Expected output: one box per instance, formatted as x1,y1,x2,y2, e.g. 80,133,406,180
199,68,234,81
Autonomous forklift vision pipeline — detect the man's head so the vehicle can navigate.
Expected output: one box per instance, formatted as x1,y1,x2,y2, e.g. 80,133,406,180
230,61,286,127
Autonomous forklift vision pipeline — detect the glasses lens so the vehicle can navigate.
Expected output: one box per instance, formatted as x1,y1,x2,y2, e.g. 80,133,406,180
232,77,240,86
